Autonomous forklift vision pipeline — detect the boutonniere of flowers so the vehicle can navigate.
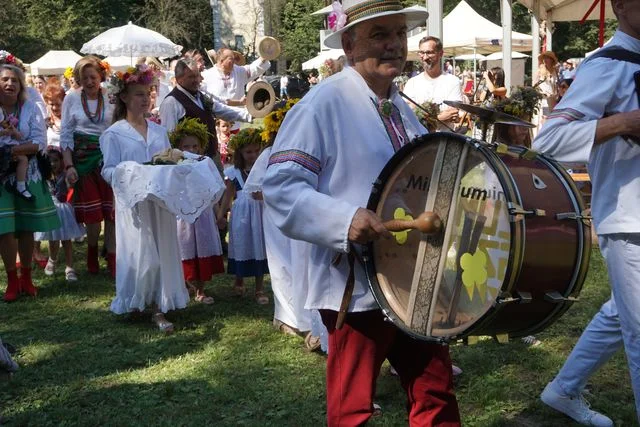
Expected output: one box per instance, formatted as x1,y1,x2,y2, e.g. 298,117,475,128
201,92,215,114
492,86,543,121
260,98,300,144
328,1,347,32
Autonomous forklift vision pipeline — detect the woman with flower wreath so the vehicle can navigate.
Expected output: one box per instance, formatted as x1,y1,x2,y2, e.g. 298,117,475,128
217,127,269,304
100,64,191,333
0,61,60,302
60,55,116,277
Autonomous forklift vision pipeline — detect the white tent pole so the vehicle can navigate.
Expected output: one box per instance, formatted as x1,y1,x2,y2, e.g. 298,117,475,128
546,12,553,51
473,47,477,92
427,0,444,42
501,0,513,94
531,3,540,86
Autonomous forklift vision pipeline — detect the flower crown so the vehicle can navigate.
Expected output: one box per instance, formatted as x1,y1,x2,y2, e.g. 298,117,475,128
64,67,74,80
169,118,211,151
105,64,160,96
0,50,17,66
260,98,300,144
229,127,265,153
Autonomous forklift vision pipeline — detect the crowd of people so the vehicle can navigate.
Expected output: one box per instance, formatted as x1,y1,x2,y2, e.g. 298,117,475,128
3,0,640,424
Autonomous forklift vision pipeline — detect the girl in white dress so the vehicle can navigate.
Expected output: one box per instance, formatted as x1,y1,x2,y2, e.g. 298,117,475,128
218,128,269,304
100,64,188,333
170,118,224,305
34,147,85,281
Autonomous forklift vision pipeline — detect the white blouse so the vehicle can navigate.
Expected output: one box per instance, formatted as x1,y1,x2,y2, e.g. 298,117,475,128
100,119,171,185
60,89,114,150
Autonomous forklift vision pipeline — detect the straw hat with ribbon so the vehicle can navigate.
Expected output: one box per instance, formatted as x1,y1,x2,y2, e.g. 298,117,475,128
323,0,429,49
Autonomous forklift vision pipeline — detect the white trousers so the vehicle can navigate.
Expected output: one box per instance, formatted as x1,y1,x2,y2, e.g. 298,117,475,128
551,233,640,419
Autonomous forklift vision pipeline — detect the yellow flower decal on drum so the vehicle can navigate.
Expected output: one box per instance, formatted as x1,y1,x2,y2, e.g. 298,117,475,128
392,207,413,245
460,250,488,302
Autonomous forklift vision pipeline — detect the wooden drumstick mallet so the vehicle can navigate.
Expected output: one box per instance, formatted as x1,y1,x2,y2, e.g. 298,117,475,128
383,211,443,234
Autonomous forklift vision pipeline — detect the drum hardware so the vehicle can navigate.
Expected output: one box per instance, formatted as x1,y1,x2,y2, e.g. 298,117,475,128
496,291,532,304
545,291,579,304
532,173,547,190
507,203,546,218
556,211,592,226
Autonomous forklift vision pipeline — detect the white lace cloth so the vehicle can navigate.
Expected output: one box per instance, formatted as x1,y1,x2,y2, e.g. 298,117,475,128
111,158,224,224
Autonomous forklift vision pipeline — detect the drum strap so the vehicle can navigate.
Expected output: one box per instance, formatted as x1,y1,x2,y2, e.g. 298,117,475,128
335,245,358,330
584,47,640,106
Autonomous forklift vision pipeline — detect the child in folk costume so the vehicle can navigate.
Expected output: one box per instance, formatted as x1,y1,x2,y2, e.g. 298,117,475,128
0,106,33,201
245,99,322,349
170,118,224,305
100,64,188,333
34,147,85,281
215,119,233,168
217,128,269,304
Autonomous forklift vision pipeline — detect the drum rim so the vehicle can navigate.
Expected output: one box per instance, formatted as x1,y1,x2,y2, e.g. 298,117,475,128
363,132,526,342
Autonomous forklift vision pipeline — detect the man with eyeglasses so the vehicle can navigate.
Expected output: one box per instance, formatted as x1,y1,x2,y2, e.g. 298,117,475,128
403,36,463,131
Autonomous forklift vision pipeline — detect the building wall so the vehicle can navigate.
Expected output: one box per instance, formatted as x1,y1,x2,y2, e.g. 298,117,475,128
218,0,266,57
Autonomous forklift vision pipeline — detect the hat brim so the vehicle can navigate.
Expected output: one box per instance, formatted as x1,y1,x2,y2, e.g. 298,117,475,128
324,7,429,49
538,52,558,64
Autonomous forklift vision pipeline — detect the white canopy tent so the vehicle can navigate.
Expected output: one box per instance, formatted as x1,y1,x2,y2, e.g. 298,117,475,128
104,55,136,72
517,0,614,22
29,50,82,76
454,53,487,61
408,1,532,57
302,49,344,70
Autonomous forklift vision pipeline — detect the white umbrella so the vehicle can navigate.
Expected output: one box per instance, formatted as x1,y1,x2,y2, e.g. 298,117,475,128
30,50,82,75
80,22,182,58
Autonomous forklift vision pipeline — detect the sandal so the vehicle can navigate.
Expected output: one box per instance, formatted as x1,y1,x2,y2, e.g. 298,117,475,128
195,294,215,305
255,291,269,305
65,267,78,282
304,332,321,352
44,258,55,276
151,313,174,334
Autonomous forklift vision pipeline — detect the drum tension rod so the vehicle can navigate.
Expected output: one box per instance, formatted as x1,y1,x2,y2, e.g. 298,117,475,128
556,211,592,226
496,291,532,304
545,291,579,304
508,203,546,218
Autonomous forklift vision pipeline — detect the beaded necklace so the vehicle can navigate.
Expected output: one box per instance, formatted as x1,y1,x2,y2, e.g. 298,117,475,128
81,89,104,124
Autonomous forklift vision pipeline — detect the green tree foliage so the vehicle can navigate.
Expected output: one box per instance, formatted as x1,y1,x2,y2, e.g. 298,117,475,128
279,0,325,72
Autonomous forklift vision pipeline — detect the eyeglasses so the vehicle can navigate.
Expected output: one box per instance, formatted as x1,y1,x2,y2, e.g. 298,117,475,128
418,50,438,56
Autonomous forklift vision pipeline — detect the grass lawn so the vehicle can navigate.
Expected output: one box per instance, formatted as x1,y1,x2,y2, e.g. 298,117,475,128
0,245,635,426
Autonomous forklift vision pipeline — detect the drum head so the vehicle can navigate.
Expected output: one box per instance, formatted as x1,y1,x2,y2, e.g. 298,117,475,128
365,133,521,341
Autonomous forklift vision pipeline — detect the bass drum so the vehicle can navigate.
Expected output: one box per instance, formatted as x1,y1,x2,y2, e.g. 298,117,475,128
363,132,591,342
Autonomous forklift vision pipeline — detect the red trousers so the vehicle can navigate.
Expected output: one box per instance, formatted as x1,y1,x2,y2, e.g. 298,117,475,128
320,310,461,427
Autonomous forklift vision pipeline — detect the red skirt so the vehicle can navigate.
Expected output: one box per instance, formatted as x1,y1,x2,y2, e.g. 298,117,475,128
73,169,114,224
182,256,225,282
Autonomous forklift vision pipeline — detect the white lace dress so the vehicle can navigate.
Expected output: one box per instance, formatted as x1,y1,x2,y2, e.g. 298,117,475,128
101,120,224,314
